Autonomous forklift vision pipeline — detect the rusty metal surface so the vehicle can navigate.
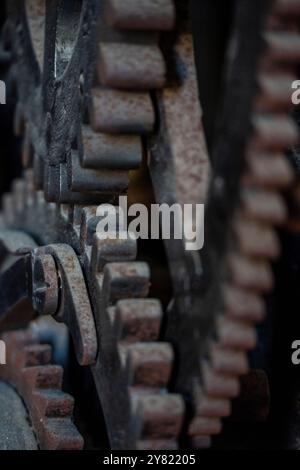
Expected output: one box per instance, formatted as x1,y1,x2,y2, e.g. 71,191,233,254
0,237,97,367
87,235,185,448
89,88,155,135
98,43,166,90
31,252,59,316
0,381,38,450
149,31,210,309
0,0,299,452
38,244,98,367
104,0,176,31
0,328,83,450
147,0,298,448
184,0,297,446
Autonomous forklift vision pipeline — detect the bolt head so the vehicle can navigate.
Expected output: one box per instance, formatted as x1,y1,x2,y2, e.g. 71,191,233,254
31,253,59,316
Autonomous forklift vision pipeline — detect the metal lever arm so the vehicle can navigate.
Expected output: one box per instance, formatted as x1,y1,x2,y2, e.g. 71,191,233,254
0,230,97,365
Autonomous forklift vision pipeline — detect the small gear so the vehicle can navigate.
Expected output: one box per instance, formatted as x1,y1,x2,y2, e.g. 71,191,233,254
0,326,83,450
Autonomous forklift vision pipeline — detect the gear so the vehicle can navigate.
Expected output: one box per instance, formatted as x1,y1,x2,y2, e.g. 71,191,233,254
0,325,83,450
0,0,299,451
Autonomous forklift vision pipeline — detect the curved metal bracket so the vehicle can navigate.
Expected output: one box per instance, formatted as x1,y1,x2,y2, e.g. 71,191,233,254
35,244,98,366
0,231,97,366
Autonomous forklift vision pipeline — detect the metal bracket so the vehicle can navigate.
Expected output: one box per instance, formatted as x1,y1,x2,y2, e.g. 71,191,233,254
0,230,97,365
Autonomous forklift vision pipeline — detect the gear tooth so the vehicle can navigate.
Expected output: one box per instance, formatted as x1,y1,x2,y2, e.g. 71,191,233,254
90,88,155,135
189,416,222,436
38,418,84,450
216,316,257,351
244,152,294,188
33,389,75,418
2,329,35,347
252,114,298,151
234,217,280,259
256,73,296,112
241,188,288,224
202,362,240,399
23,345,52,367
192,383,230,419
69,150,129,193
228,253,274,292
23,365,63,390
210,343,249,376
82,124,142,171
97,43,166,90
195,395,231,419
47,163,113,205
223,285,266,322
115,299,162,342
265,31,300,64
125,342,173,388
133,393,184,440
102,262,150,305
91,233,137,273
104,0,176,31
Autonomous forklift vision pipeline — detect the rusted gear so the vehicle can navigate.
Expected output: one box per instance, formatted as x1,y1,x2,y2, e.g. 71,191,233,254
0,202,185,449
87,235,184,449
158,0,299,447
0,381,38,450
0,326,84,450
0,0,186,451
3,0,176,205
0,0,299,451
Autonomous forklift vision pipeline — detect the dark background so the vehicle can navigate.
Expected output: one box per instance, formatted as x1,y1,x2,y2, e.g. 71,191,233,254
0,4,22,201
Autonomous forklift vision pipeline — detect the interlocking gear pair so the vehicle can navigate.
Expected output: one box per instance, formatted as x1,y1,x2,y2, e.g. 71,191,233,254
0,0,299,450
